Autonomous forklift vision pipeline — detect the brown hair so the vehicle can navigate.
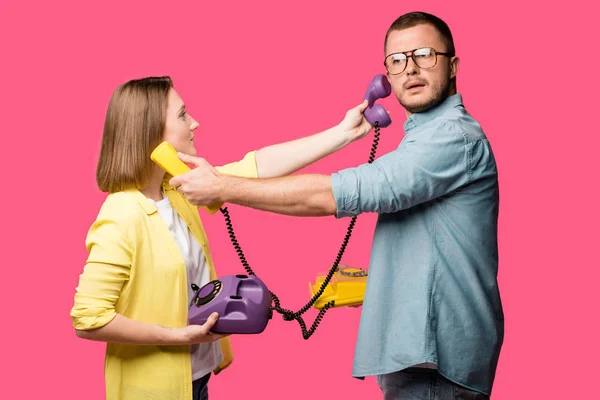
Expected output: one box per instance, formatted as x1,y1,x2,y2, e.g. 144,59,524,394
384,12,455,56
96,76,173,193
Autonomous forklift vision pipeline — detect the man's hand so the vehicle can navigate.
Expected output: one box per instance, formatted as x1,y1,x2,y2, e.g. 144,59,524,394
177,312,230,344
168,153,222,207
338,100,390,142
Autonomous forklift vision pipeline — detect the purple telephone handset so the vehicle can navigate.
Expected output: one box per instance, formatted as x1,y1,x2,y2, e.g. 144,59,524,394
189,274,272,334
363,74,392,128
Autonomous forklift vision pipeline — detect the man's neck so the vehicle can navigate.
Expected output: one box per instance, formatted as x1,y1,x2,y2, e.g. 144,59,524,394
405,88,457,119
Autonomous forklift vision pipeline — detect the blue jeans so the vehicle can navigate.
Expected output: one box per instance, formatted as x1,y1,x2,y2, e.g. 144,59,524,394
376,368,490,400
192,373,211,400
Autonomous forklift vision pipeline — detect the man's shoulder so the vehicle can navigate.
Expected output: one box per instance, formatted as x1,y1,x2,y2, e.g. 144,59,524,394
441,105,487,142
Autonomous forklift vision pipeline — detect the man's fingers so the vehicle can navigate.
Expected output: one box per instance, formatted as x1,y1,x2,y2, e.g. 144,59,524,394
169,175,183,188
169,176,182,187
177,152,203,167
175,184,185,196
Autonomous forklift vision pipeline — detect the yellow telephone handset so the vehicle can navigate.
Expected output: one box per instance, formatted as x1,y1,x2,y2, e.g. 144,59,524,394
309,266,368,309
151,141,223,214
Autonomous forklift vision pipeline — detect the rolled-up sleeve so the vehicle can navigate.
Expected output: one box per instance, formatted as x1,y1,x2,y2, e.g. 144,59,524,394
70,215,133,330
331,121,470,218
215,151,259,178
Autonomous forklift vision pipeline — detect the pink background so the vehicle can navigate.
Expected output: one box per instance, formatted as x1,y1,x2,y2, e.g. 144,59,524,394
1,0,598,399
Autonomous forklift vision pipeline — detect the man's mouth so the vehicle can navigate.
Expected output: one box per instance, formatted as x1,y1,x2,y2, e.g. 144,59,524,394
405,80,426,90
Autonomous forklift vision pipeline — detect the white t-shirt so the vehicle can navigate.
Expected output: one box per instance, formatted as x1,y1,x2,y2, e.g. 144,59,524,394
150,195,223,380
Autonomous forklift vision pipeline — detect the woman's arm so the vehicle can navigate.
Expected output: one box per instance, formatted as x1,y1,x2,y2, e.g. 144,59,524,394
71,206,225,346
255,100,375,178
76,312,226,345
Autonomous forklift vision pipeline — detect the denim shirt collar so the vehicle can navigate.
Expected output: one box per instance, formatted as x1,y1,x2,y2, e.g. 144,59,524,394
404,94,463,132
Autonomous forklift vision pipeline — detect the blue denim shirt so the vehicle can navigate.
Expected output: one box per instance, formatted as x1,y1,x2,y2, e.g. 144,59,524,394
330,94,504,395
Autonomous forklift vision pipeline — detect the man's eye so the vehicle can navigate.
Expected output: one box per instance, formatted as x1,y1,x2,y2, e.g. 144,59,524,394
414,48,432,58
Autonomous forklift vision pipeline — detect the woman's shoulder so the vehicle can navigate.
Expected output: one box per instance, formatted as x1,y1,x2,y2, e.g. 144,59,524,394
95,190,146,224
85,190,149,245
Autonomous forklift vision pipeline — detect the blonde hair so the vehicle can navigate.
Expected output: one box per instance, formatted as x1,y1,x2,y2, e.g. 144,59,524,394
96,76,173,193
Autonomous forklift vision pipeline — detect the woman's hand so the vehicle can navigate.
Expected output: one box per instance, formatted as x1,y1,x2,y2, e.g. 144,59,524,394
177,312,229,344
338,100,390,142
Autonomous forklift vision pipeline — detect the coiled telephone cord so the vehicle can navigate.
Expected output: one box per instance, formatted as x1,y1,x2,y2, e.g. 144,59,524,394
220,123,381,339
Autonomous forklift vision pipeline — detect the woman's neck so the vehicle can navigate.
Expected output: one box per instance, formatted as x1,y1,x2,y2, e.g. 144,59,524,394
140,166,166,202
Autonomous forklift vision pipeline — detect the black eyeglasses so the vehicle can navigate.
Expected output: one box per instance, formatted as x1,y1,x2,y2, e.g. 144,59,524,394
384,47,453,75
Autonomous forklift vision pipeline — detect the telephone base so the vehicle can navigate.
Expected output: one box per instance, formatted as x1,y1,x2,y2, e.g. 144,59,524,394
189,274,272,334
309,266,368,309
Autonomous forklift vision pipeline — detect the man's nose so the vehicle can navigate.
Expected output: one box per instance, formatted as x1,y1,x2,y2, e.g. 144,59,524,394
405,56,419,75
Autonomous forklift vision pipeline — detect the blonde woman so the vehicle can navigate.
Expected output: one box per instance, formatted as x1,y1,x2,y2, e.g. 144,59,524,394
70,76,375,399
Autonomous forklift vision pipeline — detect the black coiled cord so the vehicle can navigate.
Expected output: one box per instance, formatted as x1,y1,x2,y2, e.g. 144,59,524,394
220,123,381,339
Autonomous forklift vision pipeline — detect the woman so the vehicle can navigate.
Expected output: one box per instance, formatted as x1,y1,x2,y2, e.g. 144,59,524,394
70,76,374,400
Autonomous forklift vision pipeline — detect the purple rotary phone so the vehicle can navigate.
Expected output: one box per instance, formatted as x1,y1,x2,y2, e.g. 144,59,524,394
186,75,392,338
189,274,272,334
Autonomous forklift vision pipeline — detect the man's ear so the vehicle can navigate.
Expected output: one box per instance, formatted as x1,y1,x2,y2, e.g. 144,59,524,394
450,56,460,80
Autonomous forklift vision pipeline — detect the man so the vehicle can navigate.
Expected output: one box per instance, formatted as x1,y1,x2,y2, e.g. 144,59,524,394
171,11,504,400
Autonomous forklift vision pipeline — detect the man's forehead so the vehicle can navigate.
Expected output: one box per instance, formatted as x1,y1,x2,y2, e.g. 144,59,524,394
386,24,444,53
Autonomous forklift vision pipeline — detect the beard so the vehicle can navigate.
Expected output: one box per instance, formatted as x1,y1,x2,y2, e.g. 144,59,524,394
399,77,453,114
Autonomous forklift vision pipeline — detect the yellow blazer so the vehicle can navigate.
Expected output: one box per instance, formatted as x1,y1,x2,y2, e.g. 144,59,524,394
70,151,258,400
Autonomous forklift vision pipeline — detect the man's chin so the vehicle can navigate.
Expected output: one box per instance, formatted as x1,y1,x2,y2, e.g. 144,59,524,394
401,101,430,114
400,95,440,114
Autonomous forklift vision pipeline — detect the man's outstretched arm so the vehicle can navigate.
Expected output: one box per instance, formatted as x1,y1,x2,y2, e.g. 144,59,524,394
170,120,475,219
216,174,337,217
170,155,337,217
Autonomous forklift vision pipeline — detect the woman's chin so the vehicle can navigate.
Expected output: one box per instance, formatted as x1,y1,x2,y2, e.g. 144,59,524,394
179,143,197,157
